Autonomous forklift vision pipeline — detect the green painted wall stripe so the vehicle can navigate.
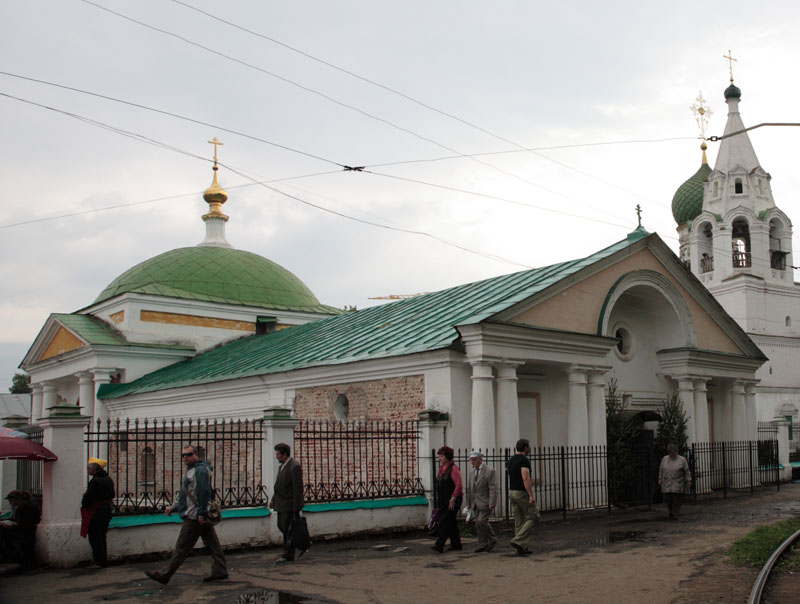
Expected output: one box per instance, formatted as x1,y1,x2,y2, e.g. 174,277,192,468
109,507,271,528
108,497,428,528
304,496,428,513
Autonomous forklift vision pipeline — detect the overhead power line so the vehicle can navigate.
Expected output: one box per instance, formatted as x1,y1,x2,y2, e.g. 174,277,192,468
0,93,533,268
78,0,647,223
7,85,794,275
169,0,675,211
0,71,344,168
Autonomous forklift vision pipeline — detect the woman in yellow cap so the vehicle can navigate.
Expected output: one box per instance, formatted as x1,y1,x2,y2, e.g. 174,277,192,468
80,457,115,567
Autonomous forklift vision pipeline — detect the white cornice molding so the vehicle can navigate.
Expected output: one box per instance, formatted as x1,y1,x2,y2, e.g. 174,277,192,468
458,322,616,363
83,292,337,322
657,348,764,378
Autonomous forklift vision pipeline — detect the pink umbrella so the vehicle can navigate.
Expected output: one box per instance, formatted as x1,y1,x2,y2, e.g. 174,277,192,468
0,437,58,461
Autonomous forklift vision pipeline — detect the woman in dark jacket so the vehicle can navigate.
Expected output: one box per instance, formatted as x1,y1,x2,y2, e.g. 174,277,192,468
81,457,115,567
432,446,463,553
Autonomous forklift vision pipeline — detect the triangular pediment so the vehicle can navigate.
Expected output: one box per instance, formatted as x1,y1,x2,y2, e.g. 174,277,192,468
40,325,86,360
728,164,749,176
22,315,89,367
492,235,763,360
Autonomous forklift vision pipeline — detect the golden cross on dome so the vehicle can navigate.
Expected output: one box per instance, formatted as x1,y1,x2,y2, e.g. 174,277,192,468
208,137,224,167
690,91,712,140
723,50,737,83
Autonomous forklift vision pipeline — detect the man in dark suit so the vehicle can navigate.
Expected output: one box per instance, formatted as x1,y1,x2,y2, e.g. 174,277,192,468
270,442,305,563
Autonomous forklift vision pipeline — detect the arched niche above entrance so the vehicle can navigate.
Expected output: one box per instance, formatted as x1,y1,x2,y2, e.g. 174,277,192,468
598,270,697,351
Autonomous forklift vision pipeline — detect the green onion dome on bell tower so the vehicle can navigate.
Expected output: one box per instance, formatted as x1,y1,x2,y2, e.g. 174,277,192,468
671,142,711,225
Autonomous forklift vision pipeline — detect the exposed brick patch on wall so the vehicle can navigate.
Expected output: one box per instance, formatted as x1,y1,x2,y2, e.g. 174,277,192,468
294,375,426,422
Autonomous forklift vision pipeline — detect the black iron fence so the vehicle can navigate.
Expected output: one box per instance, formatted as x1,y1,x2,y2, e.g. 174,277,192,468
757,421,778,439
84,417,266,515
15,425,44,510
437,446,608,521
620,440,780,508
691,440,780,497
294,419,423,503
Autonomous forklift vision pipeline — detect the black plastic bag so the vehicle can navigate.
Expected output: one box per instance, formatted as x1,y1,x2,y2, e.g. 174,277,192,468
652,488,664,505
293,514,311,551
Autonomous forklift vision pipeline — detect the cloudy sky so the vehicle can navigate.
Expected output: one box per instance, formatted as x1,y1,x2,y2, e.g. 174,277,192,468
3,0,800,390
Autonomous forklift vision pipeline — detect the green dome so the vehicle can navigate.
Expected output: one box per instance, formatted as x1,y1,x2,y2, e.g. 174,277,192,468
93,246,333,313
671,162,712,225
724,83,741,99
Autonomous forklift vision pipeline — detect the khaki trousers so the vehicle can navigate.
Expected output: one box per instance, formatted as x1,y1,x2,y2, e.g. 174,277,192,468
509,490,539,549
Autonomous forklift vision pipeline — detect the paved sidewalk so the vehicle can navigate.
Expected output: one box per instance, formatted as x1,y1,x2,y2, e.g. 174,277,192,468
2,485,799,604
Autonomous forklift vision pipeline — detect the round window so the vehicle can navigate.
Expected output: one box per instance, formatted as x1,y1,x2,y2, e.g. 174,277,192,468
333,394,349,421
613,324,635,360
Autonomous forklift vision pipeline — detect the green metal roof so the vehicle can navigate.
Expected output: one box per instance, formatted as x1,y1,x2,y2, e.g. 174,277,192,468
99,235,640,400
50,313,193,350
671,161,711,225
92,246,339,315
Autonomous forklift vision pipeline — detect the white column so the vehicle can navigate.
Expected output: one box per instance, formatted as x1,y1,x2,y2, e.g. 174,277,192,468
418,410,449,513
261,407,301,507
470,362,496,453
76,372,95,418
586,371,608,507
38,404,91,567
91,369,115,422
30,383,43,423
41,383,57,419
744,382,758,442
693,378,710,444
587,372,607,447
676,377,696,444
567,368,589,446
495,363,520,451
731,381,747,441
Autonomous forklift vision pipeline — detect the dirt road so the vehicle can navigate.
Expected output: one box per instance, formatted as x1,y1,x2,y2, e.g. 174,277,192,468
2,485,799,604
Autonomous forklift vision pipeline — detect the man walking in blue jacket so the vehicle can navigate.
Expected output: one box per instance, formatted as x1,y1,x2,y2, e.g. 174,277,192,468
145,445,228,584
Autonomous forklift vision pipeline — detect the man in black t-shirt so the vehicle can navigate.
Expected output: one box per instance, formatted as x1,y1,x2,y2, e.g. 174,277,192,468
506,438,539,555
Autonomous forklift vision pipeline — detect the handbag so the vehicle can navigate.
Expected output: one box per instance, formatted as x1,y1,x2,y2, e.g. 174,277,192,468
293,514,311,551
427,508,441,536
652,488,664,505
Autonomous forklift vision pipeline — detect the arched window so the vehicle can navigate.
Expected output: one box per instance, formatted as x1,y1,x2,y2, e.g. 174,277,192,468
139,446,155,486
699,222,714,273
759,179,765,195
734,178,744,194
713,181,719,197
732,219,751,268
786,316,792,327
769,218,789,270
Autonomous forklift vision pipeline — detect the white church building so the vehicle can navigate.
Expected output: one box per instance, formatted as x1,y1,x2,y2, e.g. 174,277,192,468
20,98,775,451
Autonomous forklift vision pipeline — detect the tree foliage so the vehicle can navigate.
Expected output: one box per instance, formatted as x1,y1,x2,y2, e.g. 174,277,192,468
9,373,31,394
656,392,688,452
606,378,637,505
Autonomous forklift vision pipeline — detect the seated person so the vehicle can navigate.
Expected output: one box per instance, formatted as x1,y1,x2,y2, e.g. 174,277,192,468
0,490,41,565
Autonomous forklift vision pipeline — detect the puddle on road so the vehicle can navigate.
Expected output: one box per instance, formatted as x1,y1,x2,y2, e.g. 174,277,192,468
236,589,339,604
608,530,646,542
528,530,649,554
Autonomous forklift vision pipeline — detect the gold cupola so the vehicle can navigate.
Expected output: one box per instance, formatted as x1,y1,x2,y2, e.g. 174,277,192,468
198,138,233,249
